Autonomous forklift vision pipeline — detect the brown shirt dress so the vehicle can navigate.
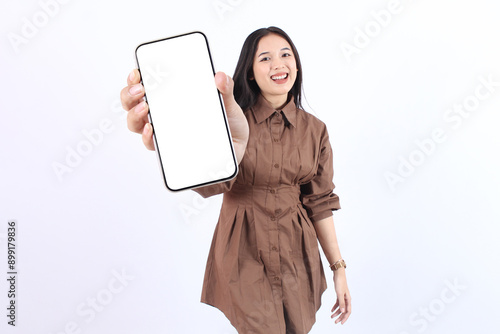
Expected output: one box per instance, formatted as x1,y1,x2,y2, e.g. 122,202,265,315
192,94,341,334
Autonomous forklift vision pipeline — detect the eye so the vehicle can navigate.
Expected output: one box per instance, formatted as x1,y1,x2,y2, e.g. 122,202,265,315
282,52,292,58
260,57,270,62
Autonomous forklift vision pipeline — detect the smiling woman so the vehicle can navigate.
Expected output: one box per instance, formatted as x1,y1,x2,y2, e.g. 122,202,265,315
121,26,351,334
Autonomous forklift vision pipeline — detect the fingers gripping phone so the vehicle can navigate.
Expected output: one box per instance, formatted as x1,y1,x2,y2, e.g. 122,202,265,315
135,32,238,191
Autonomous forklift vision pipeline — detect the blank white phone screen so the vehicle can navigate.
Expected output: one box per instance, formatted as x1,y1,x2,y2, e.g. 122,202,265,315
135,32,238,191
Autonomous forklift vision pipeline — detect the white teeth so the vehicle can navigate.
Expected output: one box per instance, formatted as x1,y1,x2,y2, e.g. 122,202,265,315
272,74,288,80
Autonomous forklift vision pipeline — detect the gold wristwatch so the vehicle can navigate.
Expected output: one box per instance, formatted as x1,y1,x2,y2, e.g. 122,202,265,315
329,259,347,271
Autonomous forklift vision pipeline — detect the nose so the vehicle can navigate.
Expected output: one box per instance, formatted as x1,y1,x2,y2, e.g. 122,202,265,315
272,58,285,70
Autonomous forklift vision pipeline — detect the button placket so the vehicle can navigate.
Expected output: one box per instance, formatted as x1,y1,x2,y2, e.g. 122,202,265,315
268,110,285,284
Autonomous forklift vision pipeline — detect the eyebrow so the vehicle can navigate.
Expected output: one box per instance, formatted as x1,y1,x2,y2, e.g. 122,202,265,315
258,47,291,58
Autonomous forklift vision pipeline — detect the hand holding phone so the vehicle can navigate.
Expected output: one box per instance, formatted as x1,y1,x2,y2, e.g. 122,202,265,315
133,32,248,191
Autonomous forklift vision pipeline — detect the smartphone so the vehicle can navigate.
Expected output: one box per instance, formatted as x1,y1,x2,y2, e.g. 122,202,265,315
135,31,238,192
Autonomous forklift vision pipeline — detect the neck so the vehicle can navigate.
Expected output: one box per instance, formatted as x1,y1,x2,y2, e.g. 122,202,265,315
262,93,288,110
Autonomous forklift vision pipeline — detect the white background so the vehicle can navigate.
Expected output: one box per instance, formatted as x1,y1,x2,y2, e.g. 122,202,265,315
1,0,499,333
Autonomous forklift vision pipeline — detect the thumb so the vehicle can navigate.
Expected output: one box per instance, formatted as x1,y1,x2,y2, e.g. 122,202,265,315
339,294,346,313
214,71,238,115
214,71,233,95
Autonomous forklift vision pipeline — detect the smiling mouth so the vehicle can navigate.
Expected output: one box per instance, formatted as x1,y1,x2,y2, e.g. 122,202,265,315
271,73,288,81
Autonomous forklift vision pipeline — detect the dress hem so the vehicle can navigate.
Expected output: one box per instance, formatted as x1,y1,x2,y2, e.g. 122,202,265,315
200,283,328,334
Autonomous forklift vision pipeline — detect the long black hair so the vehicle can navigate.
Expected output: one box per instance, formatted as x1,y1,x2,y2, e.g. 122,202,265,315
233,27,304,111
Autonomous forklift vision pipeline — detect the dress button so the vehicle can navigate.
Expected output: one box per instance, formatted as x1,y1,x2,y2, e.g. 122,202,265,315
270,189,275,194
272,246,278,251
274,163,279,168
270,216,276,221
275,209,282,215
274,139,279,142
274,276,280,281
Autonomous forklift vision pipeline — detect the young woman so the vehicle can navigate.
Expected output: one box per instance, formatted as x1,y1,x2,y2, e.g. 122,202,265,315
121,26,351,334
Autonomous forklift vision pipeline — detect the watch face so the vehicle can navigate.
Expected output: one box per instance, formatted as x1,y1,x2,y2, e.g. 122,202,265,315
331,260,346,270
330,259,346,270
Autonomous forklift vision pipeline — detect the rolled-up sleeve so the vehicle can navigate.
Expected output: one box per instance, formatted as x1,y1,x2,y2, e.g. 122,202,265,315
300,126,341,223
191,176,237,198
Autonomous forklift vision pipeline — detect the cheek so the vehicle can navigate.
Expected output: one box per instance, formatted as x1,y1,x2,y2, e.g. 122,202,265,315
289,70,298,86
254,67,269,84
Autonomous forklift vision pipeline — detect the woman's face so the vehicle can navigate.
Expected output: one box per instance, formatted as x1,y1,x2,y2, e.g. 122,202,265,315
252,33,297,106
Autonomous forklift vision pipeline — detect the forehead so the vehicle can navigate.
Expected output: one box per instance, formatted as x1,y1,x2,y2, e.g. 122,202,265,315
255,34,292,54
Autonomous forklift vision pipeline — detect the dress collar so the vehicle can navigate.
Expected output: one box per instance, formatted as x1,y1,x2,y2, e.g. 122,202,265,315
251,94,297,128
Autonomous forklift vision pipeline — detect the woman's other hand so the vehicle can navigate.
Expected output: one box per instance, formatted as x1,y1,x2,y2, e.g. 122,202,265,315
331,269,352,325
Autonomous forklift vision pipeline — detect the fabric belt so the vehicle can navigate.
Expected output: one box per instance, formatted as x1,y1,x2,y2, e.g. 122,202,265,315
224,183,301,211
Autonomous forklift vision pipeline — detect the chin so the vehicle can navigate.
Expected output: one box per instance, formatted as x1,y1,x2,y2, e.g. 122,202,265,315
275,86,294,96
